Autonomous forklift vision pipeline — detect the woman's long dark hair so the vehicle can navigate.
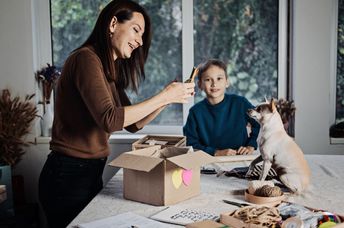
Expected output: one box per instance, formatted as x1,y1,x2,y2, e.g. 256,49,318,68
80,0,152,92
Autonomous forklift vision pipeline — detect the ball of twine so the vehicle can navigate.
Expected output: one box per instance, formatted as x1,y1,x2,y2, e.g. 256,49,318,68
254,185,283,197
248,180,274,195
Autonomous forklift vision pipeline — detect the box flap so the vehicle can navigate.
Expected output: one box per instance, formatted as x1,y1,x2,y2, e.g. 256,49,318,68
108,146,163,172
167,150,218,170
129,145,162,157
160,147,191,158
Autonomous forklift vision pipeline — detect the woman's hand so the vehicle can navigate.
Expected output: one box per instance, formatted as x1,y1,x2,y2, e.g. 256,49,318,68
123,82,194,127
161,82,195,104
214,149,237,156
236,146,254,155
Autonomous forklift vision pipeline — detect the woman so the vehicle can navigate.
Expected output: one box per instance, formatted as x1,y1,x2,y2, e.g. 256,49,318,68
38,1,195,227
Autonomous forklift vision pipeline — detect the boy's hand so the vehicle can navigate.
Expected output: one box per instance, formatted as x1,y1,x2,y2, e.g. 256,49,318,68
214,149,237,156
236,146,254,155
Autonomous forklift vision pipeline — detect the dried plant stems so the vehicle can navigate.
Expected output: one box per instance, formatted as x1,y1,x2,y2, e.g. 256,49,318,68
274,98,296,124
0,89,38,167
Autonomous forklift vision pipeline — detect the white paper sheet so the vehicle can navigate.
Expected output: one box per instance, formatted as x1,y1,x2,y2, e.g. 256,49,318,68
150,206,220,226
77,212,171,228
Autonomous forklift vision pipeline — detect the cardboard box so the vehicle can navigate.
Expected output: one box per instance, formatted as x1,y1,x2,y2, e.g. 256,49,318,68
220,211,263,228
132,134,186,150
186,220,228,228
109,146,217,206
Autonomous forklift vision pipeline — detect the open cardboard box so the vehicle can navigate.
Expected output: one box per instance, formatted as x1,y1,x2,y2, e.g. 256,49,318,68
131,134,186,150
220,201,344,228
109,146,218,206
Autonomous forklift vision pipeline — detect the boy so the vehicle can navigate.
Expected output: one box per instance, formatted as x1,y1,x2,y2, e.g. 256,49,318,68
183,59,260,156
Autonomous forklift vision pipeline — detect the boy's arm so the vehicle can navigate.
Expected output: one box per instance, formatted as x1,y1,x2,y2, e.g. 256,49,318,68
183,110,216,155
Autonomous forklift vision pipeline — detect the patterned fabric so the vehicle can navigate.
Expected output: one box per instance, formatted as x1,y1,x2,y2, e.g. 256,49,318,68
248,164,278,177
223,164,277,179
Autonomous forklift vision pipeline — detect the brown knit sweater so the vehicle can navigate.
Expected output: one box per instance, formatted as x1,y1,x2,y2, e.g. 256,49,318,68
50,46,139,159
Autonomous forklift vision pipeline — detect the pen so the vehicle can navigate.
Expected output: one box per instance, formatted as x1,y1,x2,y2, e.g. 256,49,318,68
222,199,250,207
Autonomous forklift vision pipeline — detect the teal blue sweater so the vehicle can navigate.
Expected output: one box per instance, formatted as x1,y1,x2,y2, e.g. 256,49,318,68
183,94,260,155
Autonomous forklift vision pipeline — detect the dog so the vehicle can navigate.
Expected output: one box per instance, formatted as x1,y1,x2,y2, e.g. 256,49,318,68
246,99,310,194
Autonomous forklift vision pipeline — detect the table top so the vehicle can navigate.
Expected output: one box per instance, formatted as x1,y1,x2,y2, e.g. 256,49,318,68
68,154,344,227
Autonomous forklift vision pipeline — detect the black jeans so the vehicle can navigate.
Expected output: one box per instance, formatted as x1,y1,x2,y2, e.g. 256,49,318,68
38,151,106,228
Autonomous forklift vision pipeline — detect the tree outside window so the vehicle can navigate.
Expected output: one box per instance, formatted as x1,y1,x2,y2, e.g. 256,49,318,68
337,0,344,123
50,0,280,127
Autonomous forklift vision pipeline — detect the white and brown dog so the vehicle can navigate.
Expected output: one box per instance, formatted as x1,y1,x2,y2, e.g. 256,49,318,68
246,99,310,194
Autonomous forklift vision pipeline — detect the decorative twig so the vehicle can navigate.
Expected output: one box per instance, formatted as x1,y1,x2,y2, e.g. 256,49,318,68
0,89,38,167
36,63,61,113
274,98,296,124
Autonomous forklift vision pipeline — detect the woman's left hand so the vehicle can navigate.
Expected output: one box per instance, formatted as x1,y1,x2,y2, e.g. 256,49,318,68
236,146,254,155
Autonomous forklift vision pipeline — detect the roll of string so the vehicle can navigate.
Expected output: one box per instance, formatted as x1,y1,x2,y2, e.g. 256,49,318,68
254,185,283,197
232,206,282,227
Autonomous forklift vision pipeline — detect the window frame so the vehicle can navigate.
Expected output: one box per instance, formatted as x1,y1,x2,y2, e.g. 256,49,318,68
33,0,289,136
330,0,344,143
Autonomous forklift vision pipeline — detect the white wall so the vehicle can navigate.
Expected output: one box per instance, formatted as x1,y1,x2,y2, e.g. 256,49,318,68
0,0,35,96
0,0,343,223
293,0,344,154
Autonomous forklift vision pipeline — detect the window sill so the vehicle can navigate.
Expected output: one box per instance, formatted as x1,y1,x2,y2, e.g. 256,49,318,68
330,137,344,144
35,134,147,145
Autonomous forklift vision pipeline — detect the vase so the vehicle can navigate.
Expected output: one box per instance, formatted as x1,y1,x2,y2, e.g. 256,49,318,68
41,103,54,137
0,165,14,218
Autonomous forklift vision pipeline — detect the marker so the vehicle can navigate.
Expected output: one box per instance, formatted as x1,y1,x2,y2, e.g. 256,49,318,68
184,67,199,83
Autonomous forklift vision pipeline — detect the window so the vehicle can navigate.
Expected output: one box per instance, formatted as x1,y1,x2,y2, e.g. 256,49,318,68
193,0,279,104
49,0,287,134
336,0,344,124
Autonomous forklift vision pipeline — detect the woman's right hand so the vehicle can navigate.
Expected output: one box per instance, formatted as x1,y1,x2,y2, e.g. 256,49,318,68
161,82,195,104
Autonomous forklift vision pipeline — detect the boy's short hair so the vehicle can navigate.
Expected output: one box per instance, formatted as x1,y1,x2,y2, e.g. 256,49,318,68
197,59,227,80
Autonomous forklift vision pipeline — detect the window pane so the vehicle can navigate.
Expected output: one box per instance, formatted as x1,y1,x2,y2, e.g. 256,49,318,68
194,0,279,104
51,0,183,126
337,0,344,123
127,0,183,126
50,0,108,67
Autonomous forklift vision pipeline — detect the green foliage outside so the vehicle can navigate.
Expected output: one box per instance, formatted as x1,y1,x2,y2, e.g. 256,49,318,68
129,0,183,125
194,0,278,104
337,0,344,123
51,0,110,66
51,0,279,125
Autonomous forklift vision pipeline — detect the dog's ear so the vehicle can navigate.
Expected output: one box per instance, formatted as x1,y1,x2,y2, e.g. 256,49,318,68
270,98,277,112
264,96,269,103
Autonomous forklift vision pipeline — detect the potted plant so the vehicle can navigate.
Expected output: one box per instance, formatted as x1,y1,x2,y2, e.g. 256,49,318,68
0,89,38,217
36,63,61,136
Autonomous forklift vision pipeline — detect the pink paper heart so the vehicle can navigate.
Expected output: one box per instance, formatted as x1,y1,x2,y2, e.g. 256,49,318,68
182,169,193,186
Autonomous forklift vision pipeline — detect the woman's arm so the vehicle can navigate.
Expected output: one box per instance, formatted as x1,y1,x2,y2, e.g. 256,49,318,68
123,82,194,127
135,105,166,129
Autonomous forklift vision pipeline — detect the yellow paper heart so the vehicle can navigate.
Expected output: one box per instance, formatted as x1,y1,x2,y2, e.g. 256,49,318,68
172,168,183,189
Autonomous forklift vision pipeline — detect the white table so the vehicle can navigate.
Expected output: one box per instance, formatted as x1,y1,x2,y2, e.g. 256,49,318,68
68,155,344,227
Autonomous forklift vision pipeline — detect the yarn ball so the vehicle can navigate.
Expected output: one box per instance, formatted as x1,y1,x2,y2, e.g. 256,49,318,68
254,185,283,197
248,180,274,195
